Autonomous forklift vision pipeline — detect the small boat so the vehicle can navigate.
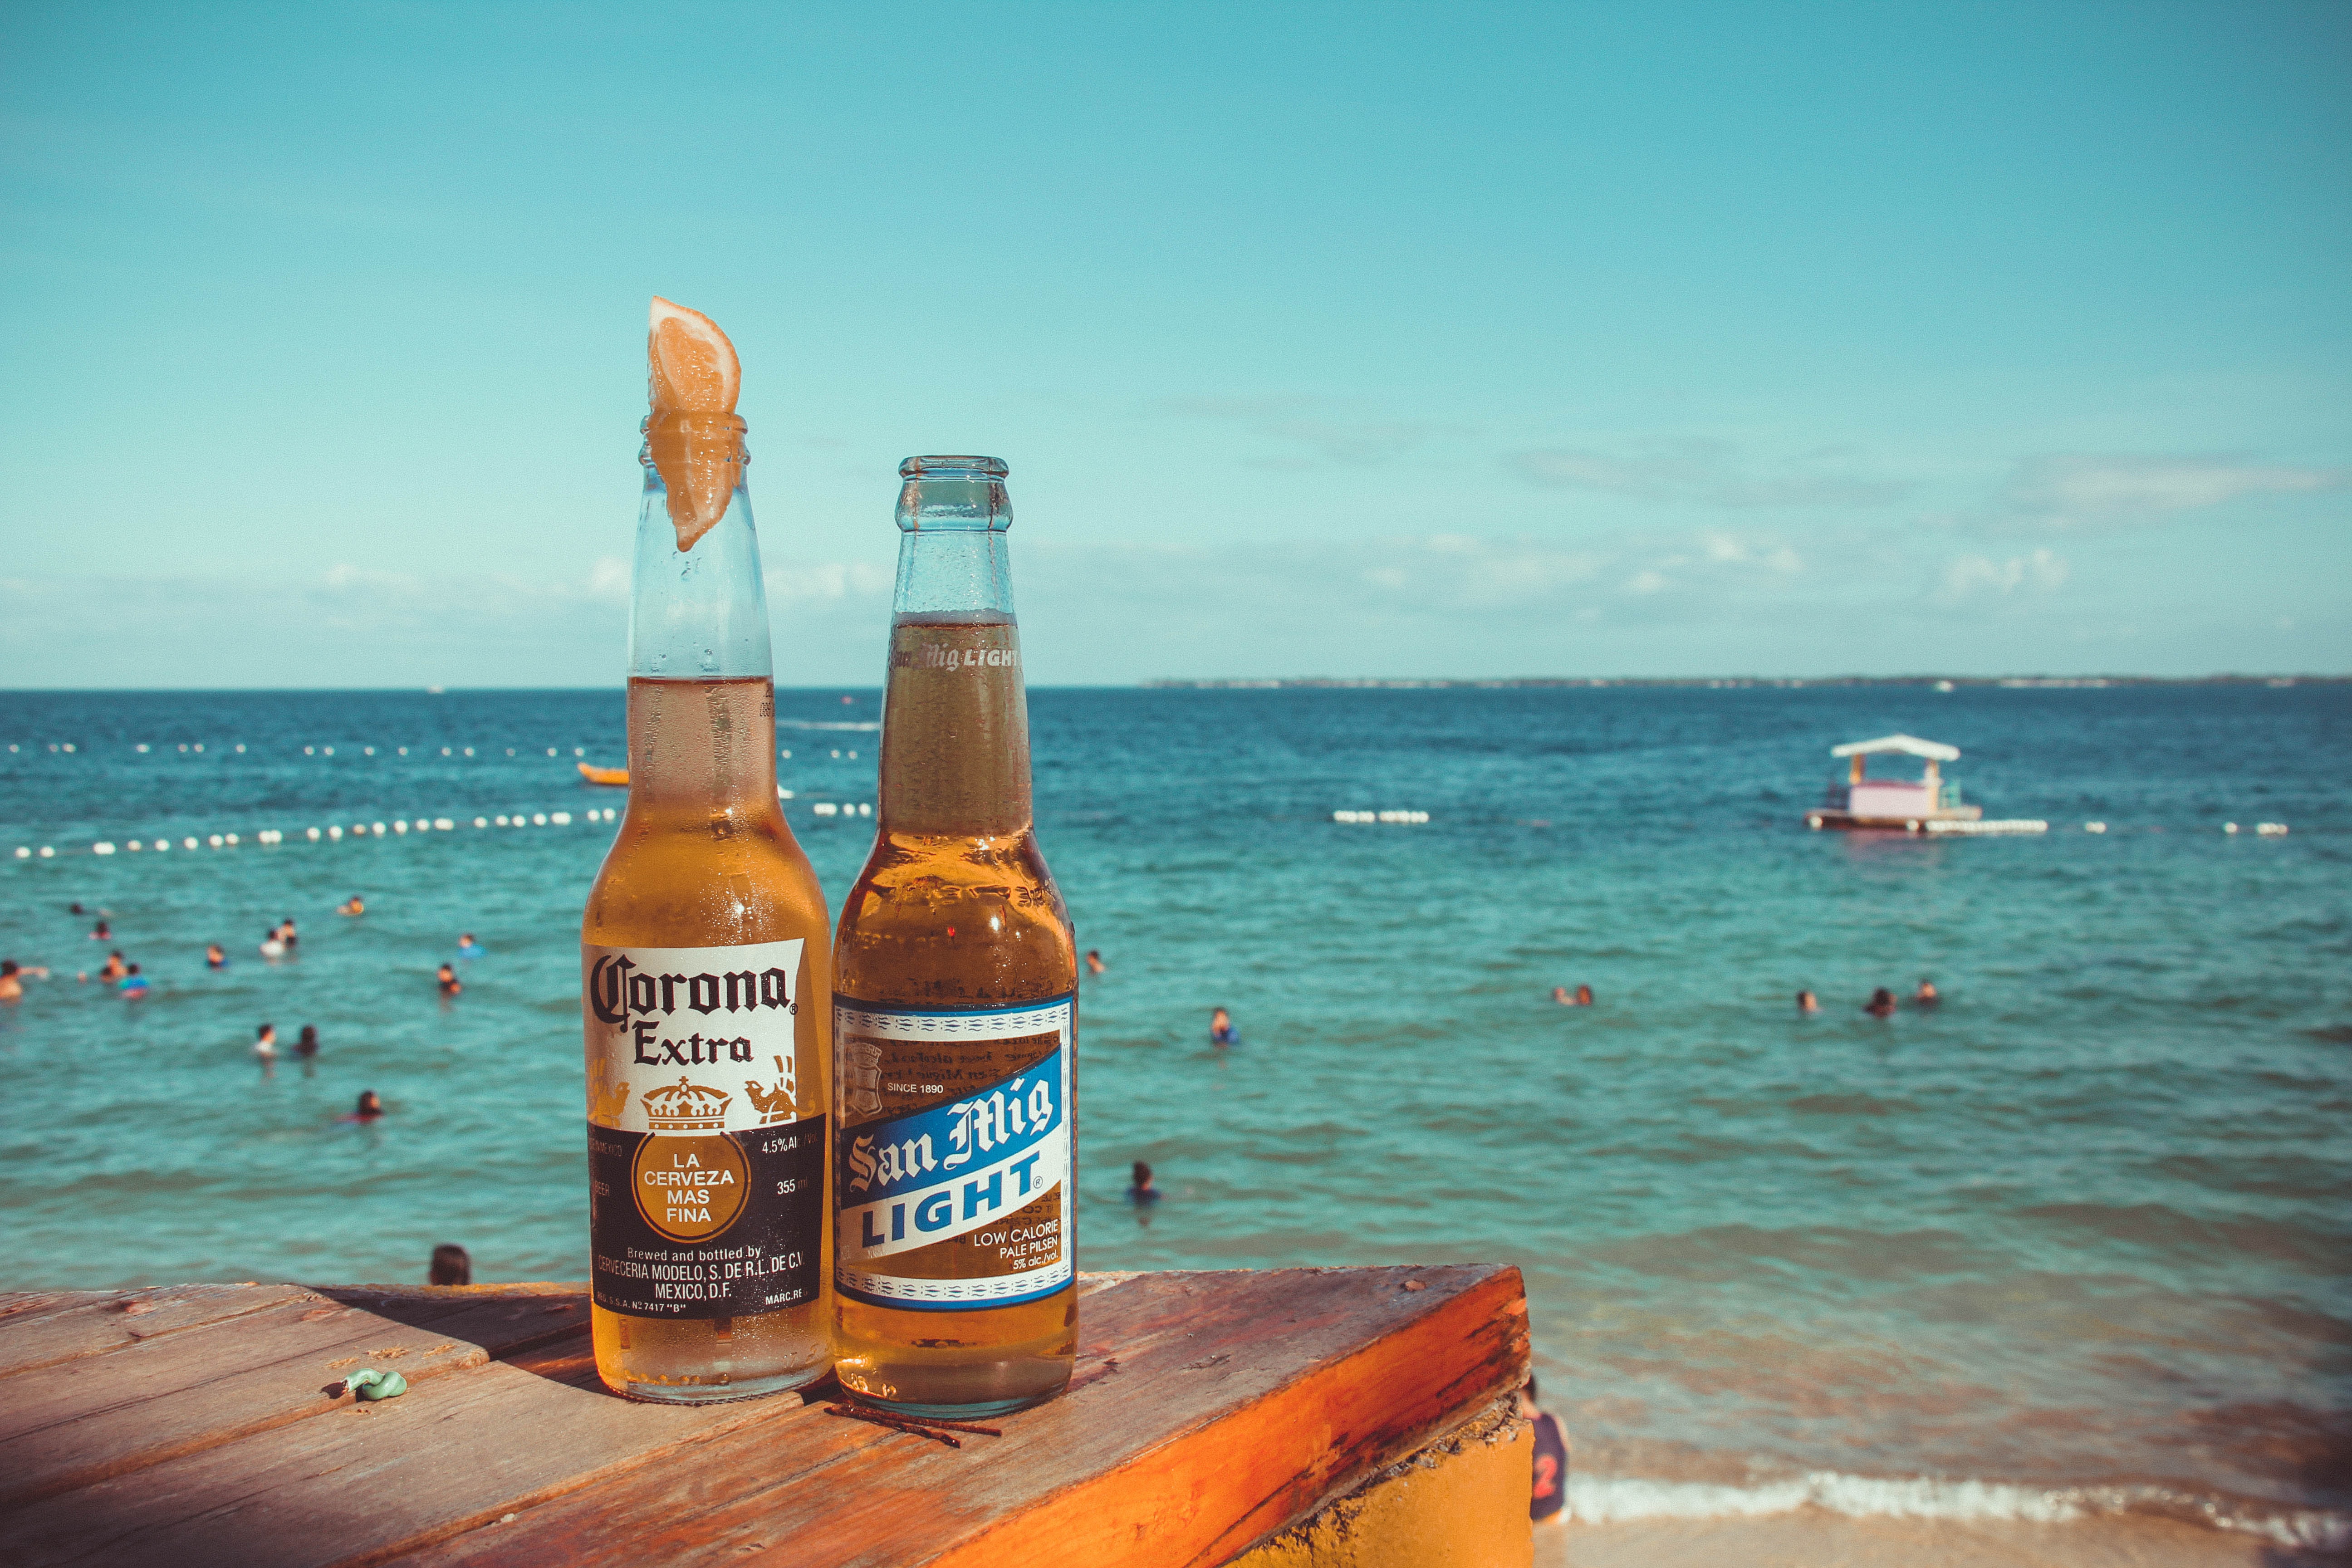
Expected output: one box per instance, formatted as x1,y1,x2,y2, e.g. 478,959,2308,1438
1806,734,1984,830
578,763,629,787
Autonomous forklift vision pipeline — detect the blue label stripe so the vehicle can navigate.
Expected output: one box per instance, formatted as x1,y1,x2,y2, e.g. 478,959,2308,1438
834,992,1075,1020
836,1265,1073,1312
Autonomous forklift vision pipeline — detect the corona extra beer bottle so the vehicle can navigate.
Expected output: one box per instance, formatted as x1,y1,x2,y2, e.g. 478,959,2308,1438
832,455,1077,1417
579,298,832,1401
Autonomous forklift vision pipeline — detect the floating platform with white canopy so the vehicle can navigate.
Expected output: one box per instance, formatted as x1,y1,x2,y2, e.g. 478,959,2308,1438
1806,733,1993,831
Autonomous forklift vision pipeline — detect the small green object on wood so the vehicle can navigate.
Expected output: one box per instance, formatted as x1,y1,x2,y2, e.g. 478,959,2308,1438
344,1369,407,1401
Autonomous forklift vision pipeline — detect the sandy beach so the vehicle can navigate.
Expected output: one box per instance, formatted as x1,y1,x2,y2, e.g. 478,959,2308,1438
1542,1513,2318,1568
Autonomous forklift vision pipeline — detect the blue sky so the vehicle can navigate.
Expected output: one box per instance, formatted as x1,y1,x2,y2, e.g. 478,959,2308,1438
3,2,2346,686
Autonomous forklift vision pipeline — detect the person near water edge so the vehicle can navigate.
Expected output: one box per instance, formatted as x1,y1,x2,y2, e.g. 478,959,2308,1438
430,1244,471,1285
1524,1374,1569,1524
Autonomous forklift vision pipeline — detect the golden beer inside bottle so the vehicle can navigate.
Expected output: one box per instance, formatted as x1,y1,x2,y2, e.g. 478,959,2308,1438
583,676,834,1400
833,615,1078,1416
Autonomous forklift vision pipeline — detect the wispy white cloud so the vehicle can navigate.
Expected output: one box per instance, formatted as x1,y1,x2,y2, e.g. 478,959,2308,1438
1149,395,1461,466
763,561,892,601
1508,440,1910,509
2003,454,2345,525
1935,548,2069,602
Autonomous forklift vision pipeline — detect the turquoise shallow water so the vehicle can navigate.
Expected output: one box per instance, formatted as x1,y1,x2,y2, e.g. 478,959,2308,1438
1,685,2346,1543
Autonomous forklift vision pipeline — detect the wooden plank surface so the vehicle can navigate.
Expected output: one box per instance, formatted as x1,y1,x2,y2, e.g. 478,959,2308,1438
0,1266,1527,1568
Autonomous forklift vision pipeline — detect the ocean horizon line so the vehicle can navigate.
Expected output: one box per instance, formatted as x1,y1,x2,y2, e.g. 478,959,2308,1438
0,672,2347,696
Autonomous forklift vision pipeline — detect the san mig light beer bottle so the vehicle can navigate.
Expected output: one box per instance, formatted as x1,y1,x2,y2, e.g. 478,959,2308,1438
579,298,832,1401
832,455,1078,1417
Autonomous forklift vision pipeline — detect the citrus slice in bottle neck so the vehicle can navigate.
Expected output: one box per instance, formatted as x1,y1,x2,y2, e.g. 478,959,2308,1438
647,296,744,550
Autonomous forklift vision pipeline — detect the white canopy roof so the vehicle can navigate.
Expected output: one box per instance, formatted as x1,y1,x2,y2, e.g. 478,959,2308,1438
1831,733,1960,762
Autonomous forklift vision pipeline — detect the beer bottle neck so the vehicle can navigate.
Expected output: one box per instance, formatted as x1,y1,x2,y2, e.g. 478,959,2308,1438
879,458,1030,837
630,415,772,681
625,416,779,815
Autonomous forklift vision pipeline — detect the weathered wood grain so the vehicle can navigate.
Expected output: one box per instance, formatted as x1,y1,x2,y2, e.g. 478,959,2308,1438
0,1327,801,1568
405,1264,1529,1568
0,1284,315,1380
0,1267,1529,1568
0,1289,594,1506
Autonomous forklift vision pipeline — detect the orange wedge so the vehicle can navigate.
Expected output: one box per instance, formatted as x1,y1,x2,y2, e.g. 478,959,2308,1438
646,296,744,550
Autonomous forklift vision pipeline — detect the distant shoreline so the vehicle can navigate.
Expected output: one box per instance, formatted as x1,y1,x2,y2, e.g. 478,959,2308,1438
1142,674,2346,690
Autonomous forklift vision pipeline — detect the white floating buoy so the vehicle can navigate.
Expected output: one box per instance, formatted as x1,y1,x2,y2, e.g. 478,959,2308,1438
323,827,338,841
398,747,408,755
137,744,150,753
12,846,27,858
813,802,839,817
193,743,204,753
305,746,315,755
494,815,510,827
506,748,515,756
61,744,74,753
442,747,452,756
434,818,453,830
364,746,375,756
546,748,557,757
39,845,54,857
127,840,143,852
182,837,198,850
2085,822,2107,833
323,746,335,756
226,833,240,845
393,820,409,834
235,744,245,753
474,816,488,828
370,822,386,836
858,803,872,817
178,744,189,753
2257,822,2289,836
781,749,791,759
573,747,584,757
208,834,223,848
779,788,794,799
464,748,475,757
551,811,572,825
531,813,547,826
831,749,841,759
2225,822,2239,834
94,842,116,855
154,840,170,852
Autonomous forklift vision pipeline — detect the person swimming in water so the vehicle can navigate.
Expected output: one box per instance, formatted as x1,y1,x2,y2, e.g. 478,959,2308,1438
1085,949,1106,976
1127,1160,1160,1205
98,950,128,983
429,1244,471,1285
0,960,49,1002
437,964,462,998
340,1090,384,1123
1210,1007,1240,1047
89,919,110,941
118,964,148,998
260,928,286,959
456,933,484,959
295,1024,320,1061
337,896,365,917
1864,987,1897,1018
1553,985,1593,1006
254,1023,279,1065
278,919,299,953
1913,978,1940,1007
205,943,227,970
1797,989,1820,1014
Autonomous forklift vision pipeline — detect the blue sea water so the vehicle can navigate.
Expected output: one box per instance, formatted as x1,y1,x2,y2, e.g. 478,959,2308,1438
1,684,2347,1545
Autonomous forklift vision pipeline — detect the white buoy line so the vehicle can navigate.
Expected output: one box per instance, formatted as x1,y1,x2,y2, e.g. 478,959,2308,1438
1332,810,1432,824
13,806,622,862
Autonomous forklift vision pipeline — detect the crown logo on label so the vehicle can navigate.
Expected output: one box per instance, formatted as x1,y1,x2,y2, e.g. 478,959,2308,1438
642,1076,731,1132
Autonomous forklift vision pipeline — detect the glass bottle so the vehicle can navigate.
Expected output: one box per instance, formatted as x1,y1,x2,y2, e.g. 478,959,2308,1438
578,408,833,1401
831,455,1078,1417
